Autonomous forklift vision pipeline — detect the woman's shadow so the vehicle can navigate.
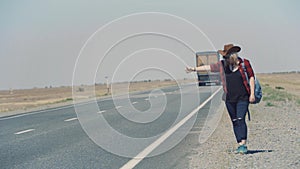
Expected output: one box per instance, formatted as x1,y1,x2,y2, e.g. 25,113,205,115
247,149,273,154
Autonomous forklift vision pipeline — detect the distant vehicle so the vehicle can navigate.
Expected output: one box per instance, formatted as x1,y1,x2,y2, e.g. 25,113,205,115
196,51,221,86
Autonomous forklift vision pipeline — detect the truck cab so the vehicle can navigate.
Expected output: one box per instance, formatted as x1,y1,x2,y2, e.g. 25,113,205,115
196,51,221,86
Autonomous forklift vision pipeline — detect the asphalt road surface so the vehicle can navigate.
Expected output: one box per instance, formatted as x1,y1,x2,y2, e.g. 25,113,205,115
0,84,223,169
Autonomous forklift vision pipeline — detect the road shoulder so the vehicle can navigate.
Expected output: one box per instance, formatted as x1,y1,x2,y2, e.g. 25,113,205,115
189,100,299,168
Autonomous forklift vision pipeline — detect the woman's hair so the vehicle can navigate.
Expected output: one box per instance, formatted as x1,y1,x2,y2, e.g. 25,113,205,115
224,53,239,68
229,53,239,66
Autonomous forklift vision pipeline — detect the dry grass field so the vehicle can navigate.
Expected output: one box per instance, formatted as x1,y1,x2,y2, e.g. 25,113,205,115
256,73,300,107
0,80,185,113
257,72,300,97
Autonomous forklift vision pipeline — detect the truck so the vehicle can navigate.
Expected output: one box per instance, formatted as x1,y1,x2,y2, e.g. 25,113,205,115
196,51,221,86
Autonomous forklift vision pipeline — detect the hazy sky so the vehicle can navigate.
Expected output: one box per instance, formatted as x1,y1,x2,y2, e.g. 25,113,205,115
1,0,299,90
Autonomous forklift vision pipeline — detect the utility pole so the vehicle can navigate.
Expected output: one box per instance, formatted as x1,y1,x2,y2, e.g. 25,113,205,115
105,76,110,95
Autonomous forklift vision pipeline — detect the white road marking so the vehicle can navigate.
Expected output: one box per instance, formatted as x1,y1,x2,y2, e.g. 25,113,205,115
64,117,78,122
0,105,74,121
97,110,106,114
188,131,202,134
0,85,193,121
144,98,149,101
132,102,138,104
120,87,222,169
14,129,35,135
116,106,122,109
0,96,116,121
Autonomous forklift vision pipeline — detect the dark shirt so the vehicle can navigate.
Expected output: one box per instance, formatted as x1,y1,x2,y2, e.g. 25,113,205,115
210,57,255,95
225,68,249,102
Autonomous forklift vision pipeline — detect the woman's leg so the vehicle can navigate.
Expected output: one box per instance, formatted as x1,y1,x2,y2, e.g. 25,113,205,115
235,101,249,144
225,101,249,144
225,102,239,142
226,101,249,154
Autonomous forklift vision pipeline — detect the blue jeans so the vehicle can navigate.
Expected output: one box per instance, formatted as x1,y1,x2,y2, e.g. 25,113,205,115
225,101,249,143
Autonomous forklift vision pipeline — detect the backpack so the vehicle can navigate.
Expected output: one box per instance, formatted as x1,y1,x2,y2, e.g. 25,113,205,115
241,59,262,104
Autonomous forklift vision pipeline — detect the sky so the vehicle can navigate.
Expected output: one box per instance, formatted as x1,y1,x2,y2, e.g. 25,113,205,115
0,0,299,90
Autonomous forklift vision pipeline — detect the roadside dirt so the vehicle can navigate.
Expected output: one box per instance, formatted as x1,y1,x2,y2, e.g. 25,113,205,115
189,73,300,169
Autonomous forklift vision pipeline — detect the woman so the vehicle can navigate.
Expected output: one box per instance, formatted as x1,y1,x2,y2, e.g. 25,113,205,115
186,44,255,154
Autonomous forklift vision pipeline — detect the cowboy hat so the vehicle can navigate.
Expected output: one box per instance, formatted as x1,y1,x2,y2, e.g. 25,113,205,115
218,44,241,57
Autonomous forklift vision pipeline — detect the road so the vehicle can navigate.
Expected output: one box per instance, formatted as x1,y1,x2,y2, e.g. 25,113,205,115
0,84,223,169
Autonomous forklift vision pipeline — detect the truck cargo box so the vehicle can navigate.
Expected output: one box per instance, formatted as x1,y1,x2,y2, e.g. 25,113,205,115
196,51,221,86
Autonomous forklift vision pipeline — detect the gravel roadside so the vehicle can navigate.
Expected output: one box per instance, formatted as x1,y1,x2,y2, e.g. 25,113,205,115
189,99,299,169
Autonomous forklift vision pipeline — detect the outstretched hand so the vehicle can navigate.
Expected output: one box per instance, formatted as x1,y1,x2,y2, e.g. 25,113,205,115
185,66,195,73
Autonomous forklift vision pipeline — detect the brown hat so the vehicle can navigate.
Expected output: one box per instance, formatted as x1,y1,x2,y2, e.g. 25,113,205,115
218,44,241,57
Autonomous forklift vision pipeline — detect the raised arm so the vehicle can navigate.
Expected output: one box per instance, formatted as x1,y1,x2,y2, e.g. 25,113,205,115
185,65,211,73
